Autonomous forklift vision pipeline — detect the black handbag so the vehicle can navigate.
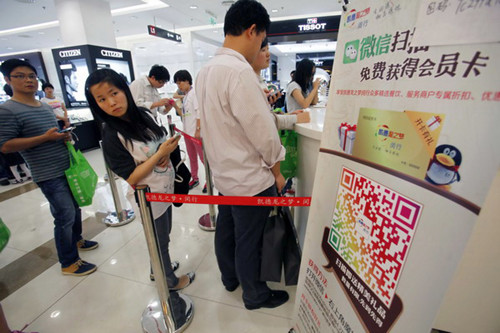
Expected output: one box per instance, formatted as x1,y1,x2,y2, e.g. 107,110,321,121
282,205,301,285
260,207,286,282
260,206,302,285
169,146,191,207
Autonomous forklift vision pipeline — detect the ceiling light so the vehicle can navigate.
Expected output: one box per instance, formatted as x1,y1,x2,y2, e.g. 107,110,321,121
271,41,337,54
1,1,169,37
271,9,278,13
221,0,235,6
190,5,198,9
0,21,58,37
111,1,169,16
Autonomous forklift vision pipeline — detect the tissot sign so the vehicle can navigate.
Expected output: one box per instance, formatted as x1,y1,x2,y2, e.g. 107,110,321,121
268,15,340,37
148,25,182,43
298,18,327,32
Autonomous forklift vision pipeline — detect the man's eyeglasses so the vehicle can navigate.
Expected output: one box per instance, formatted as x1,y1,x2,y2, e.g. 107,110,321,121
9,74,37,80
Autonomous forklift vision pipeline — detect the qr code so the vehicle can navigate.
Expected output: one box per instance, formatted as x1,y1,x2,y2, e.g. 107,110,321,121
328,167,423,306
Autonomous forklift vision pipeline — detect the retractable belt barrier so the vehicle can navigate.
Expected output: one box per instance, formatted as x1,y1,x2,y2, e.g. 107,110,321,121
145,193,312,207
173,127,202,147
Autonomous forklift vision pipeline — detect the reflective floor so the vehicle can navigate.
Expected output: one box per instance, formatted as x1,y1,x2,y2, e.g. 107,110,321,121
0,139,297,332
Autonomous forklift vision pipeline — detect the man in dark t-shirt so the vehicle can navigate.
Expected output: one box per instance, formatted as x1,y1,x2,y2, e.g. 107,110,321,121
0,59,98,276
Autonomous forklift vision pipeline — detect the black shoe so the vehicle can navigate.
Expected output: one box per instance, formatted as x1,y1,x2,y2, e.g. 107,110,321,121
245,290,289,310
202,183,207,193
225,282,239,292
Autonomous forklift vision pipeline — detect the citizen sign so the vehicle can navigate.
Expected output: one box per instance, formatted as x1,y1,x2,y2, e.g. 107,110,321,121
298,22,327,31
59,49,81,57
101,50,123,58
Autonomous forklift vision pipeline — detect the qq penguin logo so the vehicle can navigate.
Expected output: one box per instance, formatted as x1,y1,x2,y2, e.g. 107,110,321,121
426,144,462,189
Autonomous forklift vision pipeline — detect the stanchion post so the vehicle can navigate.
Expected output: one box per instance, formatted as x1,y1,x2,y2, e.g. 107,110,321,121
135,185,176,332
198,141,217,231
99,140,135,227
106,163,123,213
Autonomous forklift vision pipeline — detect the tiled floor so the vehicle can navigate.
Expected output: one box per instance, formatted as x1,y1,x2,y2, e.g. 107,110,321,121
0,137,297,332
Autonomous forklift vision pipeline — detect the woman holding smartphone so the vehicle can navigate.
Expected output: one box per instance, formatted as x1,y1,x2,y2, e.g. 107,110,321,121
84,69,194,330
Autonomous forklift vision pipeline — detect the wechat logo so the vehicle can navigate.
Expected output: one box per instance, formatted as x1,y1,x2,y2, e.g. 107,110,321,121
343,40,359,64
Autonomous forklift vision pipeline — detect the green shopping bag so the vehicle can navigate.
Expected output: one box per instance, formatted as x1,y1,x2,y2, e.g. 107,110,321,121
0,218,10,252
280,130,298,179
65,142,98,207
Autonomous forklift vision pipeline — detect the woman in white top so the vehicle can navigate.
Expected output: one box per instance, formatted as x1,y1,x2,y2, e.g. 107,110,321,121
286,58,321,113
251,38,310,129
84,69,193,330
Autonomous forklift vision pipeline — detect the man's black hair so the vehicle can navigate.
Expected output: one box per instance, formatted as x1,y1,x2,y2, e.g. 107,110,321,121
0,58,37,77
173,70,192,85
223,0,270,36
3,84,13,97
42,82,54,91
148,65,170,82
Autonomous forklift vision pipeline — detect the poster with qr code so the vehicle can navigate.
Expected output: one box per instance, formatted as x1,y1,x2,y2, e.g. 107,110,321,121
329,167,422,308
293,0,500,332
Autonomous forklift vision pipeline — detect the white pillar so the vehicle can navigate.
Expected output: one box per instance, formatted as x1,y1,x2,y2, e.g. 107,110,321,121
186,31,195,75
54,0,117,47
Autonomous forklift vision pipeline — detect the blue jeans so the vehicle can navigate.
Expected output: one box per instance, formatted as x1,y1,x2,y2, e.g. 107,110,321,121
37,175,82,267
215,185,276,307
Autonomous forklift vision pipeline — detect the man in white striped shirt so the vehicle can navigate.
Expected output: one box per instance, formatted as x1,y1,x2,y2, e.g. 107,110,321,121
195,0,288,310
0,59,98,277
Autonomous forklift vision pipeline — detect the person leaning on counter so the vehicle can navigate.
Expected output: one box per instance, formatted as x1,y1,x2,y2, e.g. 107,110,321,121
286,58,320,113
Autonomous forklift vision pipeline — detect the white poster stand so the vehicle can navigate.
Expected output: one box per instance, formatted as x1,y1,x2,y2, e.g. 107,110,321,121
291,1,500,332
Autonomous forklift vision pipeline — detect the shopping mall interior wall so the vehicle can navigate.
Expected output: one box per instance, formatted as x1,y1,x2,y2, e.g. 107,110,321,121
278,54,296,89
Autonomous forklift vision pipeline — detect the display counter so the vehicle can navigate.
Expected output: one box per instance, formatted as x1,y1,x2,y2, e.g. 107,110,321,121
293,103,326,248
68,108,101,151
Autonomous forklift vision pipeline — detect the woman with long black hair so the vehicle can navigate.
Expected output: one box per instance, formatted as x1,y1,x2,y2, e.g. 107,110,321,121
84,68,194,330
286,58,321,113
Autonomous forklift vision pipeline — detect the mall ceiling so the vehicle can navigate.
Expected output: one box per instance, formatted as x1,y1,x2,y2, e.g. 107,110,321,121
0,0,343,55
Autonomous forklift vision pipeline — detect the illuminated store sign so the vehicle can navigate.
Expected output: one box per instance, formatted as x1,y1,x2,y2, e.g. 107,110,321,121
59,49,82,57
298,18,328,32
148,25,182,43
101,50,123,58
268,15,340,39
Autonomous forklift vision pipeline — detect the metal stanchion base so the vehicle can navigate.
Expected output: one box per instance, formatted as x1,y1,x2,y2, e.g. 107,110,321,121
198,213,216,231
142,294,194,333
103,173,120,182
102,209,135,227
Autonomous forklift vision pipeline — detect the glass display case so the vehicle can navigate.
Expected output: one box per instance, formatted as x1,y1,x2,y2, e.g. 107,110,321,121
67,108,101,151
